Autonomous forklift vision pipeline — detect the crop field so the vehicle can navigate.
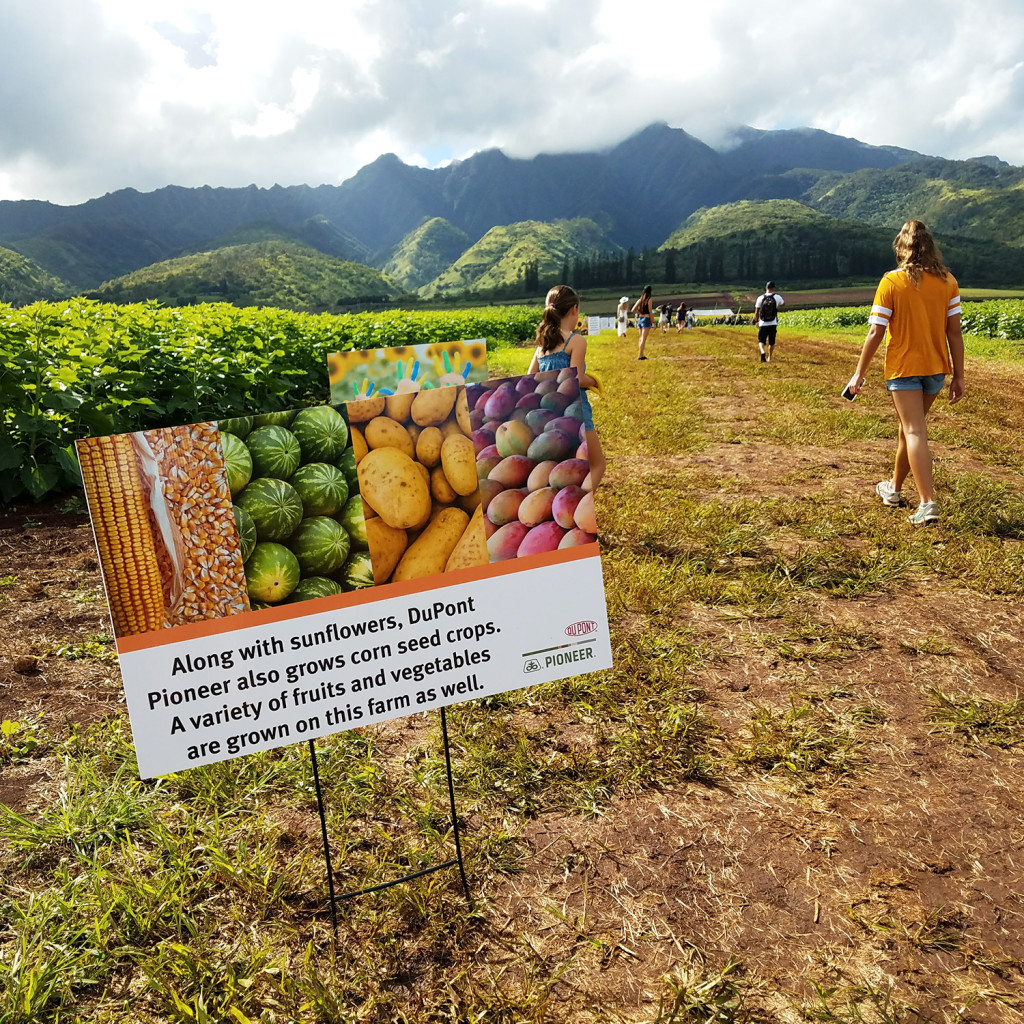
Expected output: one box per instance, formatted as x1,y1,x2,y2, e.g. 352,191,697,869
2,316,1024,1022
0,300,539,504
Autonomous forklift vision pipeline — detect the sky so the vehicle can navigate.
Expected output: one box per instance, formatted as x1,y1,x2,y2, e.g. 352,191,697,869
2,0,1023,206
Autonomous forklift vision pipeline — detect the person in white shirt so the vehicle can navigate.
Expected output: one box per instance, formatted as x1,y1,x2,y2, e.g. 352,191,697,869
753,281,785,363
616,296,629,338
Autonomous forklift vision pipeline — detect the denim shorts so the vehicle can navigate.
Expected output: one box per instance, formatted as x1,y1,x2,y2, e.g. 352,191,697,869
885,373,945,395
636,315,653,329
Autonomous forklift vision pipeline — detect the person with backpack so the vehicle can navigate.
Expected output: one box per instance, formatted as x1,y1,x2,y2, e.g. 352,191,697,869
754,281,784,362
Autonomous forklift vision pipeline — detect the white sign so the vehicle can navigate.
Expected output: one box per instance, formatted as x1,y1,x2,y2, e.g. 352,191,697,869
118,548,611,778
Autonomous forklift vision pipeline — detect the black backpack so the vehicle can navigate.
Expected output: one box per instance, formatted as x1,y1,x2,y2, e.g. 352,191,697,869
760,293,778,322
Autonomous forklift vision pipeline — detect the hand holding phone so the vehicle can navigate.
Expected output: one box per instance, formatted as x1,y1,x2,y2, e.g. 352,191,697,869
842,376,866,401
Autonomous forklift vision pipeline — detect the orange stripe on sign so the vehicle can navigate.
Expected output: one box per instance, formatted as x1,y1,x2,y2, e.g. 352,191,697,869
115,543,601,654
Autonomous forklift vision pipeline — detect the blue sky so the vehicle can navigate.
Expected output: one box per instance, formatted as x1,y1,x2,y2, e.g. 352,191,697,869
2,0,1022,204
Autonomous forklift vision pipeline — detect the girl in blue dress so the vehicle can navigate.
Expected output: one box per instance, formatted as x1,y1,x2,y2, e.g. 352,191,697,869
527,284,605,490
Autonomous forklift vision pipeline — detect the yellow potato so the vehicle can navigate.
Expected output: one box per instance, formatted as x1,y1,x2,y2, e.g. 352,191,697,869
347,395,386,423
365,518,407,584
356,447,431,529
457,487,481,513
455,388,471,435
445,506,489,572
413,460,430,489
430,464,457,504
406,422,422,447
411,386,457,426
440,434,478,496
393,507,470,581
439,417,464,440
384,392,416,422
365,416,415,459
415,426,443,468
350,425,368,464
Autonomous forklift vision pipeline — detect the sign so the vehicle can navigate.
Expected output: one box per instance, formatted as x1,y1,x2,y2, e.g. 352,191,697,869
586,316,617,334
77,360,611,778
117,546,609,778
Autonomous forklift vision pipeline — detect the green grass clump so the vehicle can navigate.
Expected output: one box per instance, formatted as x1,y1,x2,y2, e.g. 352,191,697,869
730,702,862,780
927,690,1024,748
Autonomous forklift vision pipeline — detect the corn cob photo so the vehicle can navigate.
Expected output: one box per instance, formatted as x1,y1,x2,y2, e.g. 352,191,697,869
76,434,166,637
77,424,250,639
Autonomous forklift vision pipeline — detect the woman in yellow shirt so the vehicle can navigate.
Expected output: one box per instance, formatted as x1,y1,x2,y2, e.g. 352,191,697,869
847,221,965,525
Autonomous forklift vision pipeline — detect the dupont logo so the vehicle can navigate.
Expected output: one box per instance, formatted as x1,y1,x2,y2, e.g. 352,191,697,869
565,620,598,637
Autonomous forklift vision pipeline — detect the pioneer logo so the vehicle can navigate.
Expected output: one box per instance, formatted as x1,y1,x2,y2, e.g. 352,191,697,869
565,620,597,637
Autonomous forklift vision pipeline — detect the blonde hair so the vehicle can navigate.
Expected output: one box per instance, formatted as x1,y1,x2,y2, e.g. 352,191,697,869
893,220,948,286
535,284,579,354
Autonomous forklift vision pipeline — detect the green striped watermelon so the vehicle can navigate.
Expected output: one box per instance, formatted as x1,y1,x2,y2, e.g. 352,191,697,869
290,462,349,517
220,432,253,496
291,406,349,462
246,425,301,480
232,504,257,561
338,550,374,590
285,576,345,603
237,477,303,541
245,542,300,604
337,447,359,492
217,416,253,438
252,410,295,428
287,516,352,575
340,495,368,550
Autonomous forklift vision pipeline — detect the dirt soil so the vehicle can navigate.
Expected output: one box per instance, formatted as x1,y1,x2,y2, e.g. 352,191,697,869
2,329,1023,1020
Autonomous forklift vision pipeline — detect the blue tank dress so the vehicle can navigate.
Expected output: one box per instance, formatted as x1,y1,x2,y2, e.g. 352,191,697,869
536,331,595,431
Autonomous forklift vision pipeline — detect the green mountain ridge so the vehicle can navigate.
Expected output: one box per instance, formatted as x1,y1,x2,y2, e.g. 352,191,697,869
420,218,622,299
0,245,70,304
657,199,1024,286
3,125,1023,305
806,158,1024,243
380,217,472,290
89,241,405,310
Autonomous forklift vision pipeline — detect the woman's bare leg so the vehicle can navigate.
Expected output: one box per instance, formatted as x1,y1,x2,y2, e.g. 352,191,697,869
582,428,605,491
890,390,939,502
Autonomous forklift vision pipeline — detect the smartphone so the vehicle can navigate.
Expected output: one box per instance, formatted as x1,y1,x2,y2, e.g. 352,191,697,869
841,378,865,401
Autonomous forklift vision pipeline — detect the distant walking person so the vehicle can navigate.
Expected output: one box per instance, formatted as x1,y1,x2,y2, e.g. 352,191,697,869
529,285,606,490
676,301,688,332
632,285,654,360
847,221,964,526
616,296,629,338
754,281,785,362
658,304,670,332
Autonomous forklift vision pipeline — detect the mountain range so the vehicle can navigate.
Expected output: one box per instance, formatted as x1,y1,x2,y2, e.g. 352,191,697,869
1,122,1022,307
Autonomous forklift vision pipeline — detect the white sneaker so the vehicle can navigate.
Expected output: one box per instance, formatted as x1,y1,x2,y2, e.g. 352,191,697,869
875,480,902,508
908,501,940,526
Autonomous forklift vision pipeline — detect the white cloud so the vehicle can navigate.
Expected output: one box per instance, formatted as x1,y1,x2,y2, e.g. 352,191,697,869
0,0,1022,204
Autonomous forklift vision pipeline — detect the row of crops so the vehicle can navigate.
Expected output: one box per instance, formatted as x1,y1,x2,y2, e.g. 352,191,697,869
0,300,540,503
783,298,1024,338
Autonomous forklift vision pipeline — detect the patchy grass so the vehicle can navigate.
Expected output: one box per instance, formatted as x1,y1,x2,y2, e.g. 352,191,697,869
927,689,1024,748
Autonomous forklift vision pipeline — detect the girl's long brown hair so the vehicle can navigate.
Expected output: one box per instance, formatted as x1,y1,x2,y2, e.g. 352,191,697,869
535,284,579,353
894,220,948,285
